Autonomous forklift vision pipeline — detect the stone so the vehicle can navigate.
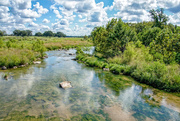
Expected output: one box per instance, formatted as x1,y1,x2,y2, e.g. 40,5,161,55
69,53,74,55
59,81,72,89
13,66,17,69
44,55,48,58
2,66,7,70
71,58,77,61
103,68,109,71
33,61,41,64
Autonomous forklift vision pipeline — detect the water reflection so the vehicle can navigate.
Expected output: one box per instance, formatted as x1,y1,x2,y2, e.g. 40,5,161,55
0,49,179,121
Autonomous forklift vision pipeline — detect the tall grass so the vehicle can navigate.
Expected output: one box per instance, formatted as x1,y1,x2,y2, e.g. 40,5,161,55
0,48,37,68
0,36,92,69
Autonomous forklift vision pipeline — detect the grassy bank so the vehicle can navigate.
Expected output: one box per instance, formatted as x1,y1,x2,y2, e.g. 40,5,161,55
0,36,92,69
76,44,180,92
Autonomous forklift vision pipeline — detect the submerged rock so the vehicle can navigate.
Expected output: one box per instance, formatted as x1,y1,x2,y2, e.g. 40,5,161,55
59,81,72,89
2,66,7,70
33,61,41,64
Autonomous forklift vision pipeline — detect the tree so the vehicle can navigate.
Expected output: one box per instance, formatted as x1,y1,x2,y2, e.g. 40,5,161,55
55,32,66,37
149,8,169,29
26,30,32,36
107,19,138,55
21,30,28,37
35,32,43,36
13,30,21,36
43,31,54,37
84,35,88,40
0,30,4,36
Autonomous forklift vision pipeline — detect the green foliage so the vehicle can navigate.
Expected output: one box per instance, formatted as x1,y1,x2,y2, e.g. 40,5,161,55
55,32,66,37
91,19,138,57
35,32,43,36
141,27,161,46
84,35,88,40
149,29,180,64
13,30,32,36
0,30,6,36
0,38,4,48
6,41,12,48
32,39,46,57
43,31,54,37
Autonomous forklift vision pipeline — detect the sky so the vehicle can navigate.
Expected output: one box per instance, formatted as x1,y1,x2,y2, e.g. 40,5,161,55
0,0,180,36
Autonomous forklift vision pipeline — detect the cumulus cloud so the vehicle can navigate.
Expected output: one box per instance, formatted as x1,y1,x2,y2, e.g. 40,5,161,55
33,2,49,14
0,0,49,34
0,0,10,6
53,9,63,18
43,18,50,23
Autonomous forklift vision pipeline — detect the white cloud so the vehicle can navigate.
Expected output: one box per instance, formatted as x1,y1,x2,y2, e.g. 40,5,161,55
169,12,180,26
0,0,10,6
60,19,69,25
28,22,38,27
53,9,62,18
78,15,82,18
43,18,50,23
33,2,49,14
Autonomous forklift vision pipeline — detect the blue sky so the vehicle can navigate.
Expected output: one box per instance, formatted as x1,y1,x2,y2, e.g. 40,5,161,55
0,0,180,36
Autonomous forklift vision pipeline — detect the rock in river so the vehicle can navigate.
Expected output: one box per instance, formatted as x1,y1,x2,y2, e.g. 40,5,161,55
33,61,41,64
2,66,7,70
59,81,72,89
103,68,109,71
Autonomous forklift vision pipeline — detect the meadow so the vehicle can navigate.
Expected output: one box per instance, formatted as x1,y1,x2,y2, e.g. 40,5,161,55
0,36,92,69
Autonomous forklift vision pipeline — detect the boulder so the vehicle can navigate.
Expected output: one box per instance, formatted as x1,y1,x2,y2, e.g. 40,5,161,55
103,68,109,71
33,61,41,64
59,81,72,89
13,66,17,69
2,66,7,70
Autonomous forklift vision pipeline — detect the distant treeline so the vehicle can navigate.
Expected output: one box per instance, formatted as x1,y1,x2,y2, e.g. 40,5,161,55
0,30,66,37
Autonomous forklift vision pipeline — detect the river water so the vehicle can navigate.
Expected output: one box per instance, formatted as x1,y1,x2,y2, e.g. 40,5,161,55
0,49,180,121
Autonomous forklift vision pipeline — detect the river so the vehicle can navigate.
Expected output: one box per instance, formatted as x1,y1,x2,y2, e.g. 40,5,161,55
0,49,180,121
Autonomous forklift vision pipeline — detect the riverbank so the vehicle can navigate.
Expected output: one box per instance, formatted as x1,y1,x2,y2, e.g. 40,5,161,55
76,48,180,93
0,36,92,70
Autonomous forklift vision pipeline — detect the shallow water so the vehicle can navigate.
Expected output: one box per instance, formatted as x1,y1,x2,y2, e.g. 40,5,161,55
0,49,180,121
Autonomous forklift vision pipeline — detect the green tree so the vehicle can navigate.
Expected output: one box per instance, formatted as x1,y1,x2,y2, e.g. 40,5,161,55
107,19,138,56
35,32,43,36
141,27,161,46
13,30,21,36
43,31,54,37
149,8,169,29
26,30,32,36
55,32,66,37
84,35,88,40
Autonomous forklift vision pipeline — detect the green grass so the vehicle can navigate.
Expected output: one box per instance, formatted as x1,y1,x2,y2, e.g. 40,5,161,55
0,36,92,69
